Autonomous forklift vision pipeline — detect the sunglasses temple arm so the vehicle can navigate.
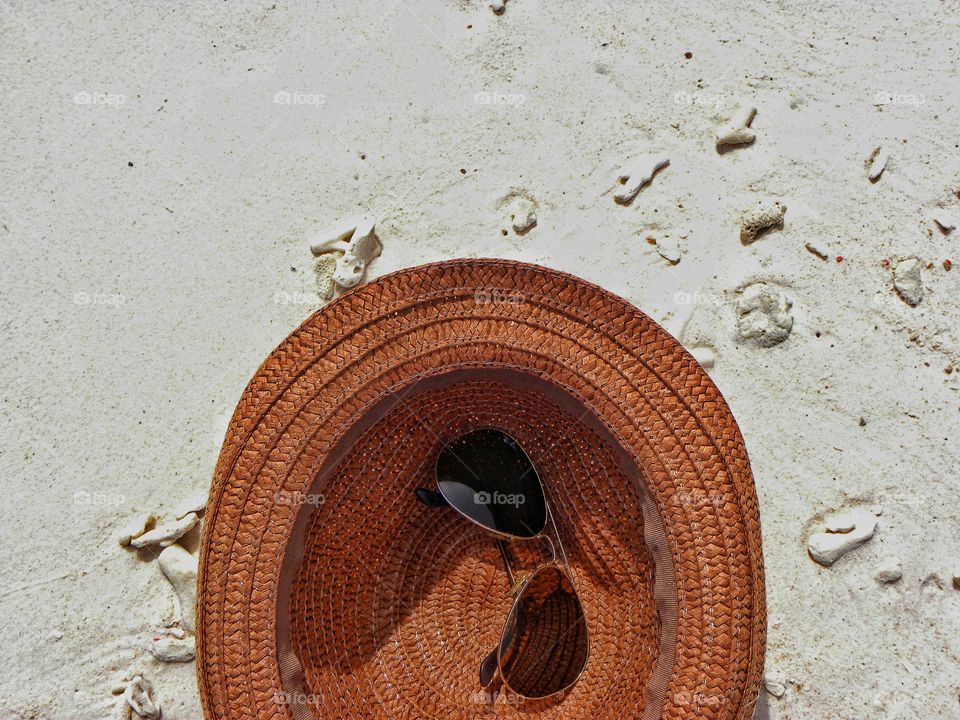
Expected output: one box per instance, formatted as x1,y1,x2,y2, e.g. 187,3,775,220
414,487,449,508
545,505,572,571
496,539,516,589
480,544,515,695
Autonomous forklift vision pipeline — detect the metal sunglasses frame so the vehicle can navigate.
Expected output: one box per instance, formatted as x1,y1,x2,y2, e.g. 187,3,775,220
416,427,590,701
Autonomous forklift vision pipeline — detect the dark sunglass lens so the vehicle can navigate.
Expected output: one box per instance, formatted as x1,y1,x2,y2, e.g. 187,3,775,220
498,566,588,699
436,428,546,538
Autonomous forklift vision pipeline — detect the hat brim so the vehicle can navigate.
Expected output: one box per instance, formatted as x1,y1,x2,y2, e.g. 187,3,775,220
197,259,765,719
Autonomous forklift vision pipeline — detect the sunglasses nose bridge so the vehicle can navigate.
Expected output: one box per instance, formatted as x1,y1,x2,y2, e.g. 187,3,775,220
534,532,558,565
537,534,558,564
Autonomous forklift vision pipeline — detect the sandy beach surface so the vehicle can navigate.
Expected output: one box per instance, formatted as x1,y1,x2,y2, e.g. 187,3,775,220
1,1,958,718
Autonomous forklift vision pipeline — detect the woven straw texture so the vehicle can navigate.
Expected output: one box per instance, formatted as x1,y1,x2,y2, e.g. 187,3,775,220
197,259,766,720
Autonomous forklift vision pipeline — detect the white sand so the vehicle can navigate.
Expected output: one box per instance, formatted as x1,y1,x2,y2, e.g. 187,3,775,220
1,1,958,718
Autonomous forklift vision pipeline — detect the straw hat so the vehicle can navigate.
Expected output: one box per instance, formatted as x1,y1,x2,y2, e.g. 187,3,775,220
197,259,765,719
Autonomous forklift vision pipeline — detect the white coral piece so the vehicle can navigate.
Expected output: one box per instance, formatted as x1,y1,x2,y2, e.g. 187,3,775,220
117,513,156,547
740,200,786,244
158,543,198,633
123,676,160,720
309,218,381,289
736,283,794,347
613,155,669,204
715,106,757,149
808,508,879,566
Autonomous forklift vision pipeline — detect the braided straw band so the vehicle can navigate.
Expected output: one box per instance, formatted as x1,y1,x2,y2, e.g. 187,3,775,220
197,259,766,720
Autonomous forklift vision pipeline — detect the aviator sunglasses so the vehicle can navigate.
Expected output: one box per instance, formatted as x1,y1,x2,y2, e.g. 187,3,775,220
415,428,589,701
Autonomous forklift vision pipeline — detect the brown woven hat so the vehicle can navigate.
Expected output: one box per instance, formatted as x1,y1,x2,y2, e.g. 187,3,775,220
197,259,765,720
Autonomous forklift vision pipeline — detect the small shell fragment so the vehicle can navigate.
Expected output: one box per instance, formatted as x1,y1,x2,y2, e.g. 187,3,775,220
876,557,903,584
172,490,208,520
507,195,537,234
129,512,199,549
149,634,196,663
867,146,889,182
893,257,923,307
654,236,682,264
118,514,157,547
933,214,956,233
763,670,787,698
